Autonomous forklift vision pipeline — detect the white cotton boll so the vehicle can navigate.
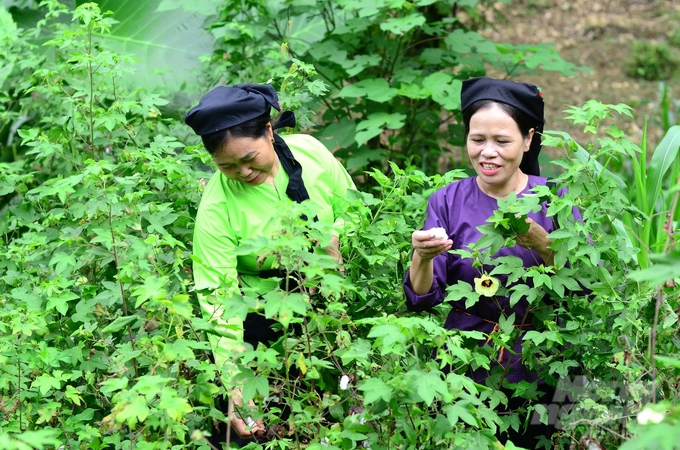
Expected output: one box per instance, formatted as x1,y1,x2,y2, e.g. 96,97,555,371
245,417,256,428
428,227,448,240
637,407,664,425
340,374,350,390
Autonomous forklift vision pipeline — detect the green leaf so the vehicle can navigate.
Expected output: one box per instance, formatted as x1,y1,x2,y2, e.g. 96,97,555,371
445,29,498,56
9,430,61,449
412,370,449,405
523,330,546,346
498,312,515,336
359,378,393,404
619,422,680,450
338,338,373,364
262,292,309,328
169,294,193,319
100,377,129,396
64,384,83,406
421,72,462,110
193,374,221,404
11,288,43,310
656,355,680,368
163,339,195,361
533,403,548,425
116,395,149,427
132,275,168,308
338,79,398,103
45,290,79,315
379,13,425,35
548,360,579,377
508,284,533,307
368,323,407,354
340,429,368,441
346,148,384,171
646,126,680,216
81,0,214,91
319,118,357,149
241,372,269,403
343,54,381,77
630,250,680,284
445,281,474,301
444,403,479,427
102,315,138,333
49,252,77,276
354,112,407,145
31,373,62,396
158,390,193,421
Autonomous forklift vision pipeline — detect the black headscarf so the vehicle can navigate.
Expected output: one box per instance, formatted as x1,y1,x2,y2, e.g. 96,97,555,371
460,77,545,176
184,84,310,204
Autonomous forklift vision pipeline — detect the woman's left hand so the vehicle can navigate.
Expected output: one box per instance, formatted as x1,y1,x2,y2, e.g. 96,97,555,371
516,218,554,265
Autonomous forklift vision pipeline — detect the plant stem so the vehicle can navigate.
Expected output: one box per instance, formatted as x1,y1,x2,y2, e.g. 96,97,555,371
203,437,221,450
497,307,531,390
17,351,22,432
404,404,419,446
662,176,680,253
569,417,629,440
59,416,74,450
649,287,663,402
87,24,95,160
109,204,138,378
649,176,680,401
302,316,316,393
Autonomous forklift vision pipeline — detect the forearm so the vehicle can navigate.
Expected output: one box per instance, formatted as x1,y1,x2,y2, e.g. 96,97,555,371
518,219,555,266
325,235,343,265
537,246,554,266
409,252,435,295
533,236,555,266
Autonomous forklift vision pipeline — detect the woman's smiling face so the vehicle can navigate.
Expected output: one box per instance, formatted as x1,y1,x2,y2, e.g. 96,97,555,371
466,102,534,198
212,122,278,186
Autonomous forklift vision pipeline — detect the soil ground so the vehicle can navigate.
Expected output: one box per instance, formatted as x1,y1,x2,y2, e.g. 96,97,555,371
478,0,680,159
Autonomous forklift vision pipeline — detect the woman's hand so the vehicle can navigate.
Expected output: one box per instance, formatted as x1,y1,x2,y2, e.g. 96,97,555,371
516,218,554,265
326,235,344,269
409,230,452,295
229,389,266,440
411,230,452,261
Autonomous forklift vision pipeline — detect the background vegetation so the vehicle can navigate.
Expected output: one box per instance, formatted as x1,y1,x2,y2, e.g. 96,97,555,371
0,1,679,449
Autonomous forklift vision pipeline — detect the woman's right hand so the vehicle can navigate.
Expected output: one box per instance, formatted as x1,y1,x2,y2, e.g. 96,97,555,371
229,390,266,439
411,230,452,261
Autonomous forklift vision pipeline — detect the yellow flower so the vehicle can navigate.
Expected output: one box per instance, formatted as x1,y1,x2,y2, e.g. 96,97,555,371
474,274,500,297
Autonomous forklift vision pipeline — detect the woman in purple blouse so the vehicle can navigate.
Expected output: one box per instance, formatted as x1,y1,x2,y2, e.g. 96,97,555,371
403,77,579,447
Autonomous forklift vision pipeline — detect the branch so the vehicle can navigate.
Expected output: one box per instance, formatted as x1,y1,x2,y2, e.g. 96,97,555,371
109,204,138,378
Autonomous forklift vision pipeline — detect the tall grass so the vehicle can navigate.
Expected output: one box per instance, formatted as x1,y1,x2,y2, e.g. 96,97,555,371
623,125,680,268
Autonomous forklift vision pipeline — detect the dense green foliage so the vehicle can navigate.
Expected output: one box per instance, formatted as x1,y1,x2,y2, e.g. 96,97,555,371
185,0,586,173
0,2,679,450
625,40,680,81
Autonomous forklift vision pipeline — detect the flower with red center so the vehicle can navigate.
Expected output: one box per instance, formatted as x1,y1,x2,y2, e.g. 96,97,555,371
474,274,500,296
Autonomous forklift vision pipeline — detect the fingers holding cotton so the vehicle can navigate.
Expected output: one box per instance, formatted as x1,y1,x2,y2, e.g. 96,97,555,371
412,228,452,260
429,227,448,240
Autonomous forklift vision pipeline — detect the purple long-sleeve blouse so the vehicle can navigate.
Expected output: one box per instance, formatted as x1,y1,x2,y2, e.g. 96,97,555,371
403,175,580,384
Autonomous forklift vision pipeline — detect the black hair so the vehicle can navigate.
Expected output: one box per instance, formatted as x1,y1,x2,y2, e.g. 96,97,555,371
201,111,272,155
462,99,538,139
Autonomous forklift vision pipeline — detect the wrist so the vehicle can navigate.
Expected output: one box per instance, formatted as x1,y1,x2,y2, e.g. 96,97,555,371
537,240,554,265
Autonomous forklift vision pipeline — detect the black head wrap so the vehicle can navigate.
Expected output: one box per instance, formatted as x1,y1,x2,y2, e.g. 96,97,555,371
460,77,545,176
184,84,309,204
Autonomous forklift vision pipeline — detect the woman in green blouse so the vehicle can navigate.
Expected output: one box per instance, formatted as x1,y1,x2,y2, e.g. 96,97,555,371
184,84,354,445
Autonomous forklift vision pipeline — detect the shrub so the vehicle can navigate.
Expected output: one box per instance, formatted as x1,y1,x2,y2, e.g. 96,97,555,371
668,27,680,48
626,40,680,81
